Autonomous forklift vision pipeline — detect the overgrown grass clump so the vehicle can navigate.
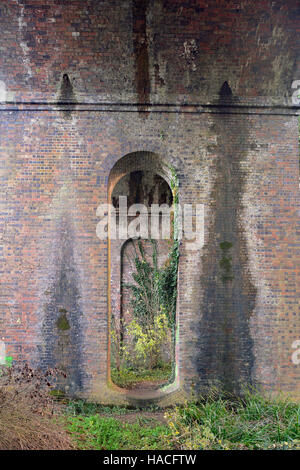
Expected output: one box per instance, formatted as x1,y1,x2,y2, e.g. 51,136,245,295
0,364,73,450
2,365,298,451
65,400,138,416
68,415,172,450
67,392,300,450
166,391,300,450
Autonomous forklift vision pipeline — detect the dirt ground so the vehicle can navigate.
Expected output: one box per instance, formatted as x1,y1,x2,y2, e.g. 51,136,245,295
125,379,168,391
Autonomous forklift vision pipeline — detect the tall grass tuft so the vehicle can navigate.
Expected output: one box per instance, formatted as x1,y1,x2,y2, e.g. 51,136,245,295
165,390,300,450
0,363,73,450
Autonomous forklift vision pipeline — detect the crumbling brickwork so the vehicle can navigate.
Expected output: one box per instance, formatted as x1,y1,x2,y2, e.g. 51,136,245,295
0,0,299,404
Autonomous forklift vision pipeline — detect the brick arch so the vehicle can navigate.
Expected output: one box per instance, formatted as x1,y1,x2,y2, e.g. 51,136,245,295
107,151,179,400
108,151,173,201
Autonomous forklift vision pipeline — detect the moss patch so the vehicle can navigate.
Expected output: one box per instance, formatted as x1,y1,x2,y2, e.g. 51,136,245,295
56,313,70,331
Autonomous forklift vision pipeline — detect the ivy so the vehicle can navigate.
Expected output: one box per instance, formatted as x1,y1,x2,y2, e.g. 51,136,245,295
124,165,180,328
124,238,178,328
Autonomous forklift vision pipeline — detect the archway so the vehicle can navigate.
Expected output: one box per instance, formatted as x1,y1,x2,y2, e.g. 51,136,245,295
107,152,179,395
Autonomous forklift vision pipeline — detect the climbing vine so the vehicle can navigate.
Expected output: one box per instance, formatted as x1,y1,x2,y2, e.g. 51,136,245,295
124,165,180,328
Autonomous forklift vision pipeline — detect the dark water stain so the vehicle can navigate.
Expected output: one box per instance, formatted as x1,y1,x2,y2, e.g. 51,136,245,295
154,63,165,87
41,217,83,394
132,0,150,116
219,81,232,97
194,87,257,395
57,73,77,119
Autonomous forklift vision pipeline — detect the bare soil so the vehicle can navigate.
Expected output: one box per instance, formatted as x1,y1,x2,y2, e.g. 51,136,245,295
125,379,168,391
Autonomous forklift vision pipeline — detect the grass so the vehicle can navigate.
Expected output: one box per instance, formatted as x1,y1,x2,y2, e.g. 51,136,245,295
111,362,172,389
66,391,300,450
166,391,300,450
65,400,140,416
67,415,172,450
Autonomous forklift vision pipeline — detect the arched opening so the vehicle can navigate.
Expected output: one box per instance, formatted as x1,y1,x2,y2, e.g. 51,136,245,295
107,152,179,396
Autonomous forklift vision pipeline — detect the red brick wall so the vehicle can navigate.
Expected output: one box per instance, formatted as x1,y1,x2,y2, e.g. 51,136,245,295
0,0,299,402
0,0,298,103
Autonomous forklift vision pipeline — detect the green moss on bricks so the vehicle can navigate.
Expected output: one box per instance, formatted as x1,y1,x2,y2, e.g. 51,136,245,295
56,312,70,331
220,241,233,251
220,256,232,271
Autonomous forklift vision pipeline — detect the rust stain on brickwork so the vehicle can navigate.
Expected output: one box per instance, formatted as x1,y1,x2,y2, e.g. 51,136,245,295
132,0,150,115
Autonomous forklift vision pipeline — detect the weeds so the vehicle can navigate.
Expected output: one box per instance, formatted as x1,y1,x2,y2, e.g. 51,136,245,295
111,362,172,389
67,414,172,450
165,391,300,450
65,400,135,417
1,365,299,451
67,391,300,450
0,363,73,450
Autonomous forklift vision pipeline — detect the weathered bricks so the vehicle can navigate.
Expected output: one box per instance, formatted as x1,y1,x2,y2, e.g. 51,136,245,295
0,0,299,403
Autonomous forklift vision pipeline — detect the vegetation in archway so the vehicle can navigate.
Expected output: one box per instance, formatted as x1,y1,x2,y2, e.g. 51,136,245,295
111,238,178,389
110,164,179,390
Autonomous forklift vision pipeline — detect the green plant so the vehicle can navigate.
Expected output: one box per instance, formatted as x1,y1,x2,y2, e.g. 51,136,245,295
111,166,180,384
49,389,66,400
123,238,179,327
5,356,13,367
111,362,172,389
114,238,177,374
158,239,179,328
124,164,180,329
165,391,300,450
67,414,172,450
126,312,169,369
66,400,139,416
65,392,300,450
124,239,161,328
